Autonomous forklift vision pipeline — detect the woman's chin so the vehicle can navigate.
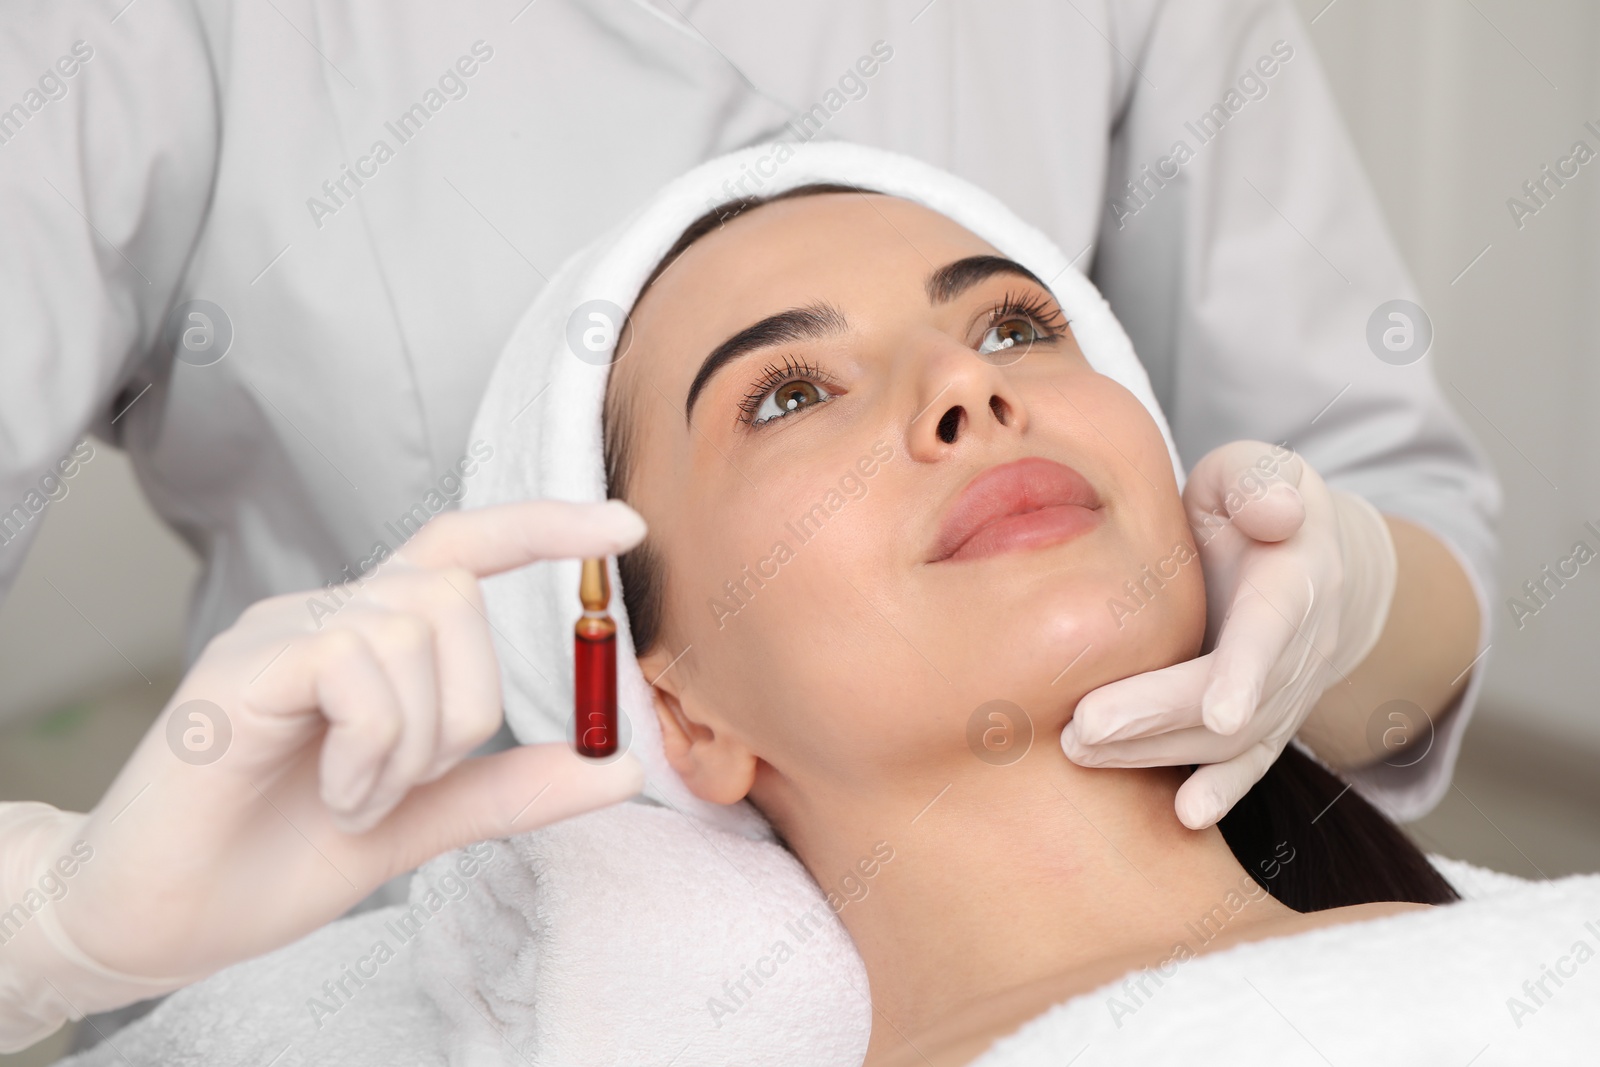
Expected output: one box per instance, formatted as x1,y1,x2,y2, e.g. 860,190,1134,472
939,614,1199,742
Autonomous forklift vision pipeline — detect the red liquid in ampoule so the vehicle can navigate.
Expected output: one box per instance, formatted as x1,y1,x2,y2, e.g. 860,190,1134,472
574,626,617,757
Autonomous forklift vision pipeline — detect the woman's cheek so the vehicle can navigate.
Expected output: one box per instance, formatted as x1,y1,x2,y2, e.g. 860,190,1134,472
1099,536,1206,666
1078,378,1182,497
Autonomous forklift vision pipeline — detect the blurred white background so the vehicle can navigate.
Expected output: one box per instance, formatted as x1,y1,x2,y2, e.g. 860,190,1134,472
1,1,1597,1058
1302,0,1600,751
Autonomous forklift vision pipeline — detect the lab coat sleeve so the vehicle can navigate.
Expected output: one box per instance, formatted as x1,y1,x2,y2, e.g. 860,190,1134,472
1094,0,1501,821
0,1,217,607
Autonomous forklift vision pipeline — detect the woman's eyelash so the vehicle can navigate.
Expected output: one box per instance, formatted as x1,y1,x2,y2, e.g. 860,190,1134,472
731,293,1063,428
987,289,1068,336
737,355,839,426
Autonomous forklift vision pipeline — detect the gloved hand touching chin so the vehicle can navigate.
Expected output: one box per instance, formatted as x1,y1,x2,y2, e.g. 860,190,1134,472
1061,440,1398,830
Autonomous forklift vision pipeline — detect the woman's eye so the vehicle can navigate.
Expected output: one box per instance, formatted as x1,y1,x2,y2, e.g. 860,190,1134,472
978,316,1044,356
752,378,832,424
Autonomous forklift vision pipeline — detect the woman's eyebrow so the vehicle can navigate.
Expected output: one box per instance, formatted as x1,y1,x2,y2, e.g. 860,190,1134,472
680,257,1044,423
926,255,1050,304
684,302,847,423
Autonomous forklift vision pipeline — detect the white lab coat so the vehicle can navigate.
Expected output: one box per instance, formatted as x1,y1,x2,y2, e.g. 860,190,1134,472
0,0,1498,819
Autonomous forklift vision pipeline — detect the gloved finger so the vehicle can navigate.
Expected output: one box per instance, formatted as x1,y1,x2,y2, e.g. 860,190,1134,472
1063,721,1253,769
395,499,647,577
1173,740,1282,829
420,569,503,780
1185,442,1306,544
1199,575,1314,736
1068,655,1213,745
1224,479,1305,544
334,608,443,833
373,744,645,872
268,629,405,822
360,567,502,783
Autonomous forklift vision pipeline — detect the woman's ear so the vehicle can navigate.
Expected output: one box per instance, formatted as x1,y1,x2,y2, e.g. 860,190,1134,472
637,647,758,806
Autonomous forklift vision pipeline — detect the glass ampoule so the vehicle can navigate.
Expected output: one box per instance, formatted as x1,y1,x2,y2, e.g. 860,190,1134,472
574,557,618,758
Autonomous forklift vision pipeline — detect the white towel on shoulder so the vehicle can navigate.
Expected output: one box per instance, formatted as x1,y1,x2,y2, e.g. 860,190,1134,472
411,804,871,1067
970,869,1600,1067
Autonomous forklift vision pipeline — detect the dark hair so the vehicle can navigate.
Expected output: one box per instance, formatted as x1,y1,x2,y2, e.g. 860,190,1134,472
1221,746,1458,908
601,188,1460,914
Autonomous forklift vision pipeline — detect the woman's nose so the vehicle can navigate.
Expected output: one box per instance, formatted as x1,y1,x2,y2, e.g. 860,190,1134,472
905,344,1028,461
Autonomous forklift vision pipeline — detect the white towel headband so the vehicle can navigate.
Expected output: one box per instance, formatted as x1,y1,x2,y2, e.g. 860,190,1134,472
463,141,1183,837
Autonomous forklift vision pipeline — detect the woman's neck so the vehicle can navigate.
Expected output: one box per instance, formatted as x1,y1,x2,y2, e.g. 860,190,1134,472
775,751,1295,1058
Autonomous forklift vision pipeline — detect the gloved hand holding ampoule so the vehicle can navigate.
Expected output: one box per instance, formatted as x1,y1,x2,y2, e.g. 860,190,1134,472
0,501,647,1052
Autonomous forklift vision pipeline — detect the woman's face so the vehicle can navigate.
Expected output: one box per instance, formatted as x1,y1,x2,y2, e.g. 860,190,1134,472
610,192,1204,817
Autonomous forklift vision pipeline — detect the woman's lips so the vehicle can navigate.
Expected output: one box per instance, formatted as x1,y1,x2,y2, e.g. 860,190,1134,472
931,457,1104,563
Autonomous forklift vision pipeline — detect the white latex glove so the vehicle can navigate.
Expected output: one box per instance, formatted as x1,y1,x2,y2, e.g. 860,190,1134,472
1060,441,1398,830
0,500,647,1052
